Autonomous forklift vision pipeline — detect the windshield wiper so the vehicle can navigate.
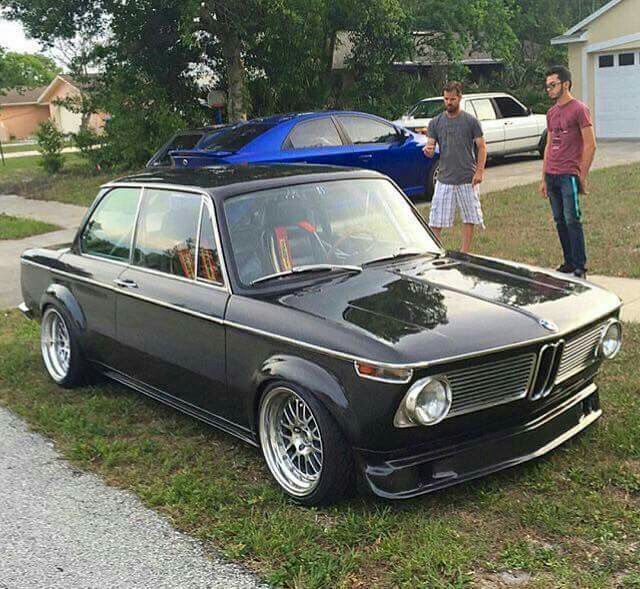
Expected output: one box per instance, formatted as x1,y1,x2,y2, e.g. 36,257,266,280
250,264,362,286
362,248,433,267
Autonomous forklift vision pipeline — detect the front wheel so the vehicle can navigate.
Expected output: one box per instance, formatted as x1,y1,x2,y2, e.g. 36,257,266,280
259,383,354,505
40,305,87,387
424,160,439,201
538,130,547,158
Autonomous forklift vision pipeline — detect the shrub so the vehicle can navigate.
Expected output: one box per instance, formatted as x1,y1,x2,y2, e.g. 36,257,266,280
35,120,64,174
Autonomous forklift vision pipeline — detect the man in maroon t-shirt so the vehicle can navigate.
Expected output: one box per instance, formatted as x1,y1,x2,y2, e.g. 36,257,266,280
539,65,597,279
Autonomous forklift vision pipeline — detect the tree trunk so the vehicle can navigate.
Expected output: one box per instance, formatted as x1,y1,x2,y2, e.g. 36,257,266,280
222,29,247,122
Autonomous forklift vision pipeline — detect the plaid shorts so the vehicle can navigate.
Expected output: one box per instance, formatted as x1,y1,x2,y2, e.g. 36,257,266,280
429,182,485,228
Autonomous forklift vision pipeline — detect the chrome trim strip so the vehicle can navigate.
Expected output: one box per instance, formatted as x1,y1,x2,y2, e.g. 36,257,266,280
194,198,204,280
202,194,231,290
82,253,130,267
20,257,622,372
129,187,145,265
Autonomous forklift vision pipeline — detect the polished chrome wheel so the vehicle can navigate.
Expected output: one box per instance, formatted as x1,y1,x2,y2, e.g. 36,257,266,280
260,386,324,497
41,308,71,382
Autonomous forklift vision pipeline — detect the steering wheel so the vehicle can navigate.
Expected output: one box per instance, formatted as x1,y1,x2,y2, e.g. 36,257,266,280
328,229,376,262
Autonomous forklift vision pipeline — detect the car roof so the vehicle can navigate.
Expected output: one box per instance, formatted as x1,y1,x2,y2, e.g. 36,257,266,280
418,92,513,102
105,164,386,200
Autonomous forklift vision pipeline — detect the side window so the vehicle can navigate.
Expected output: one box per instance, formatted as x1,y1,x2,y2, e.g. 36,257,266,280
80,187,140,262
133,189,202,279
463,101,477,117
337,116,398,144
197,206,224,285
284,118,343,149
471,99,497,121
494,97,528,118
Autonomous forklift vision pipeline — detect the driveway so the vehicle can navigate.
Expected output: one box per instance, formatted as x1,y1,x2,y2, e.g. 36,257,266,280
481,139,640,193
0,406,267,589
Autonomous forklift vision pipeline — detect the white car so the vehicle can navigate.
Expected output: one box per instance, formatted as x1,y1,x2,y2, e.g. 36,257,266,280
394,92,548,158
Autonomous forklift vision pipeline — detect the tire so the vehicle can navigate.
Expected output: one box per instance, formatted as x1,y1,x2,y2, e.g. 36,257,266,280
258,382,354,506
538,130,547,158
40,304,87,388
423,160,439,201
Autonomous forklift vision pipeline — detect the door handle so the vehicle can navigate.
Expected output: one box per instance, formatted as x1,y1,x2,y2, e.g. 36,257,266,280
504,121,513,126
113,278,139,289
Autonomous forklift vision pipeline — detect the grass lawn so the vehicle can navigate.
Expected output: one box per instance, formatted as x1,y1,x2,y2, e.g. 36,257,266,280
418,163,640,278
0,153,114,207
0,213,59,240
1,311,639,588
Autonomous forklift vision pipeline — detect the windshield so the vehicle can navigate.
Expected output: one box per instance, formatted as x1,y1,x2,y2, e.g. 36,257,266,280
203,123,273,152
407,99,444,119
223,178,441,286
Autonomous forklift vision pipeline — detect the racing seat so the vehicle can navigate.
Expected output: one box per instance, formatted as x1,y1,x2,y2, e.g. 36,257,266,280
263,201,327,272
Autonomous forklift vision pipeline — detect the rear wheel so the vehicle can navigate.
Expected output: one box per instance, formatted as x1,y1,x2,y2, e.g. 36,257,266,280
259,383,354,505
40,305,86,388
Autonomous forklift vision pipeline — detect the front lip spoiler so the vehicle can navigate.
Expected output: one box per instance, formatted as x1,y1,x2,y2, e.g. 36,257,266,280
356,383,600,499
18,302,34,320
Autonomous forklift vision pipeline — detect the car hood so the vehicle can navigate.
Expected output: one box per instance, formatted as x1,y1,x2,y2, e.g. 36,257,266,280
271,253,620,364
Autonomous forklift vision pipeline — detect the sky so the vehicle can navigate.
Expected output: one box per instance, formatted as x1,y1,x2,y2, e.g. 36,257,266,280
0,18,44,54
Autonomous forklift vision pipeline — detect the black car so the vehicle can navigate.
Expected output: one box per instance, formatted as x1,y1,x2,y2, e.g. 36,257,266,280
19,165,623,505
146,125,233,168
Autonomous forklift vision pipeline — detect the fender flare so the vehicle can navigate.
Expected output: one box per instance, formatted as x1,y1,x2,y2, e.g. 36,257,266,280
250,354,359,444
40,284,86,332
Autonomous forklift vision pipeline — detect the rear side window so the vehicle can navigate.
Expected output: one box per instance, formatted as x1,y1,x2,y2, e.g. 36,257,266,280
494,97,528,118
132,189,202,279
80,187,140,262
204,123,273,152
284,118,343,149
197,206,224,285
471,99,497,121
337,116,398,144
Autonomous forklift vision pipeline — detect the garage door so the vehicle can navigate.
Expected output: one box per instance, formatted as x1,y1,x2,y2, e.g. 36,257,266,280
595,50,640,138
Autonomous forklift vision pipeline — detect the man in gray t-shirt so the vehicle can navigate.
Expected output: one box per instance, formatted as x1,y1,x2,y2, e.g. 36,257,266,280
423,81,487,253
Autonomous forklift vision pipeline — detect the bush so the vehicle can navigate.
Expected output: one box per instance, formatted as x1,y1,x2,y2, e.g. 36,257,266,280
35,120,64,174
73,127,103,171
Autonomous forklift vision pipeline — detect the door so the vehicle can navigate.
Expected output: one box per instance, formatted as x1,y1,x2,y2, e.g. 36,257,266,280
469,98,505,155
276,116,355,166
595,51,640,138
493,96,540,153
114,188,230,416
62,186,141,366
335,114,425,195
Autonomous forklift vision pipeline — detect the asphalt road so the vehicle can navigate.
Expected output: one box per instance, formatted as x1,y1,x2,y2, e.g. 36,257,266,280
0,406,268,589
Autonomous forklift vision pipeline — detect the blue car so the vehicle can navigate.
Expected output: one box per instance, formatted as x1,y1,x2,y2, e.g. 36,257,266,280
169,112,438,199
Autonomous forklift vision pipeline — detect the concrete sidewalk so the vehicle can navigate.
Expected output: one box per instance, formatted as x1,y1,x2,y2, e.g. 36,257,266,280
2,146,80,159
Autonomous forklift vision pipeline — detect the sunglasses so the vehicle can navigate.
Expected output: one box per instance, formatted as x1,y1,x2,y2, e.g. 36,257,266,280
545,81,562,91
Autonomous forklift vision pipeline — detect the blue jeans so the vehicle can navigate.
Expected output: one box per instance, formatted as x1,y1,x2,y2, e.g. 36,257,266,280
545,173,587,270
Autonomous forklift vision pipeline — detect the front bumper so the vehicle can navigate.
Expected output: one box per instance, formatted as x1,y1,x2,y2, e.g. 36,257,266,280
356,383,601,499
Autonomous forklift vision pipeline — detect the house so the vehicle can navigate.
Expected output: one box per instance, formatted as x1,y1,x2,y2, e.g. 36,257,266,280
0,74,107,142
332,31,502,82
551,0,640,138
0,86,50,142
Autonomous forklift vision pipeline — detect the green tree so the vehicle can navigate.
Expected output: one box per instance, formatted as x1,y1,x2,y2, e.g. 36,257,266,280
0,49,60,92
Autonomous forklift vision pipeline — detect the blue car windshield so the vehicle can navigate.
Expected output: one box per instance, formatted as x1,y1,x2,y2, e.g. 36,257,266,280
203,123,273,152
224,178,442,286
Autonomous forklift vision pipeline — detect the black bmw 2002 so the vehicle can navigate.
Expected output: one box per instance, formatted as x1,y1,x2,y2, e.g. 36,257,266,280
19,165,623,505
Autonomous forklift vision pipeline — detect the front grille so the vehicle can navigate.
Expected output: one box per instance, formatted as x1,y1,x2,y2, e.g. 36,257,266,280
447,353,537,417
555,322,606,384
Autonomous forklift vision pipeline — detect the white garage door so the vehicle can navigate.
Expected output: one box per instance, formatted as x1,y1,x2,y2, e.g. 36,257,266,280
594,50,640,138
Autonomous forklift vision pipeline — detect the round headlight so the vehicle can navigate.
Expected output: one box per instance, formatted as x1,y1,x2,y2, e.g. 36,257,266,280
598,319,622,359
405,377,452,426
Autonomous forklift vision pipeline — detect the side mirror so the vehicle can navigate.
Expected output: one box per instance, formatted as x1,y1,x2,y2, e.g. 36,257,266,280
396,127,410,142
526,106,533,116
